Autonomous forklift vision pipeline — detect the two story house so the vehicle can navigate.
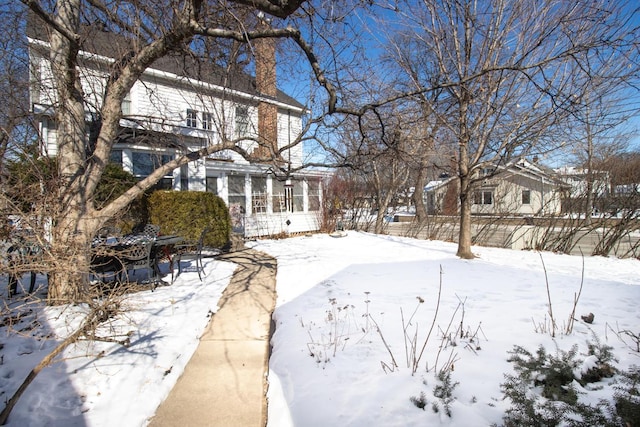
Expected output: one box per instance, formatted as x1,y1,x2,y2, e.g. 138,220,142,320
27,16,326,238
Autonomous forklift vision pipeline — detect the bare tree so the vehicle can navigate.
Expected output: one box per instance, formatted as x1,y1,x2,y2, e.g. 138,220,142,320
370,0,639,258
12,0,345,304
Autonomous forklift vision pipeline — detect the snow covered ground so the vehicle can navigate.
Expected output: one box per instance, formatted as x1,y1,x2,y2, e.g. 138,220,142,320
0,232,638,426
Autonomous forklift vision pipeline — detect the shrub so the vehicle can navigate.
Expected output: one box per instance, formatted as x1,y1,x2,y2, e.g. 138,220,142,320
148,190,231,248
613,365,640,426
500,343,638,427
433,369,458,417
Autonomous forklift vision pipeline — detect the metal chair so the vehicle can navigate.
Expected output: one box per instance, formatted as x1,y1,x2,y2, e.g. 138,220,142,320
120,241,155,284
133,224,160,239
173,227,210,282
7,234,48,296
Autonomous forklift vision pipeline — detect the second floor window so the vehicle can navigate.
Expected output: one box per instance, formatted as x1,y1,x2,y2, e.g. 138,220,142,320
121,93,131,115
202,112,213,130
235,105,250,138
522,190,531,205
186,109,198,128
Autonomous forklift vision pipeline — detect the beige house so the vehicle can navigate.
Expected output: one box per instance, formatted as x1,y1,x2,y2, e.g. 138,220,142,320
425,159,568,216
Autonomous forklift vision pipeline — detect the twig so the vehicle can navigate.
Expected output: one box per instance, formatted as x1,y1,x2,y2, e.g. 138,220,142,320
565,250,585,335
539,253,557,337
413,265,443,374
369,314,398,371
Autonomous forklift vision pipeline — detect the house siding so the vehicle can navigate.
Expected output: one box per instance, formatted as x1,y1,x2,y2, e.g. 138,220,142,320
28,30,323,238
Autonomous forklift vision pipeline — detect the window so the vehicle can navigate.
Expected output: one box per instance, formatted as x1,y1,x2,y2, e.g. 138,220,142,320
522,190,531,205
202,112,213,130
228,175,246,212
132,152,172,177
272,179,286,213
186,109,198,128
251,176,267,214
308,179,320,211
293,180,304,212
235,105,250,138
274,179,303,212
121,92,131,115
206,177,218,194
473,190,493,205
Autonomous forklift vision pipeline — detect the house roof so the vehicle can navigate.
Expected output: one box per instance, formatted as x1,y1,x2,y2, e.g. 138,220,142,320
496,157,568,187
26,13,304,110
423,157,570,193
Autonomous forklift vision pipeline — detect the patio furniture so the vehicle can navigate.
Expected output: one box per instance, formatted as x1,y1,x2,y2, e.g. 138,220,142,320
173,227,209,282
90,246,125,283
120,241,155,284
133,223,160,239
6,233,48,296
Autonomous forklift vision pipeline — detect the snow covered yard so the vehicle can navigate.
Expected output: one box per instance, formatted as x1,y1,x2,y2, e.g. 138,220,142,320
0,259,236,426
252,232,639,427
0,231,637,426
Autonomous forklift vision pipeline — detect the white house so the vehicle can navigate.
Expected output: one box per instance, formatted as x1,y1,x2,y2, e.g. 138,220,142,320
424,158,568,216
27,16,327,238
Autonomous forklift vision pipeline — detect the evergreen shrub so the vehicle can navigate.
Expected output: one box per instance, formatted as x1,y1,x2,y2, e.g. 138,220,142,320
148,190,231,249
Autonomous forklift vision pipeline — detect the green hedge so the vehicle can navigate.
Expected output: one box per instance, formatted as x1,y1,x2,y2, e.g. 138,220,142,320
148,190,231,249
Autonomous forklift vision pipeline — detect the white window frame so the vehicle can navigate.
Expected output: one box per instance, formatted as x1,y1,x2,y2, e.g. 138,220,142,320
186,109,198,128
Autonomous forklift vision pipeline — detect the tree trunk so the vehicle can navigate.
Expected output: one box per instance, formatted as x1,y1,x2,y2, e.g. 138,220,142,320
456,84,475,259
47,215,97,305
456,174,475,259
412,167,428,222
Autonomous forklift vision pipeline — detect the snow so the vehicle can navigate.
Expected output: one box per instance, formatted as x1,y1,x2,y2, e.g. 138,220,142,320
0,231,638,426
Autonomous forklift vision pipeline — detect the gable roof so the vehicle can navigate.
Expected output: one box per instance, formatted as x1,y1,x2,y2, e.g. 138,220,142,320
26,13,304,110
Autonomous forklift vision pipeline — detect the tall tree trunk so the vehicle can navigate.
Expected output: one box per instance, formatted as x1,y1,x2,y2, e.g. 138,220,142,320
456,174,474,259
456,85,475,259
46,0,96,304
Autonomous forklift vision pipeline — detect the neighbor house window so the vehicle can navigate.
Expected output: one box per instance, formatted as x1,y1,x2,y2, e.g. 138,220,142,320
522,190,531,205
235,105,250,138
473,190,493,205
186,109,198,128
202,112,213,130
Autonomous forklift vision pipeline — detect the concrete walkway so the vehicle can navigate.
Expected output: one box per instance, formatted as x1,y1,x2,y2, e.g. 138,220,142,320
149,248,277,427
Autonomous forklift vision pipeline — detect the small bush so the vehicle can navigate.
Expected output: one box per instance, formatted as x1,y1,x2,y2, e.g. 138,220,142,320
501,343,639,427
410,391,428,410
613,365,640,426
506,345,580,405
433,370,458,417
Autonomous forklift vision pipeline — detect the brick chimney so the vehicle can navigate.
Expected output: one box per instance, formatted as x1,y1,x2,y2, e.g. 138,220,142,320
254,18,278,159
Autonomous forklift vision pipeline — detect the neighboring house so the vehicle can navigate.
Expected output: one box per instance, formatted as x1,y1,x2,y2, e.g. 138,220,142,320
554,166,611,214
424,158,567,216
27,17,326,238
